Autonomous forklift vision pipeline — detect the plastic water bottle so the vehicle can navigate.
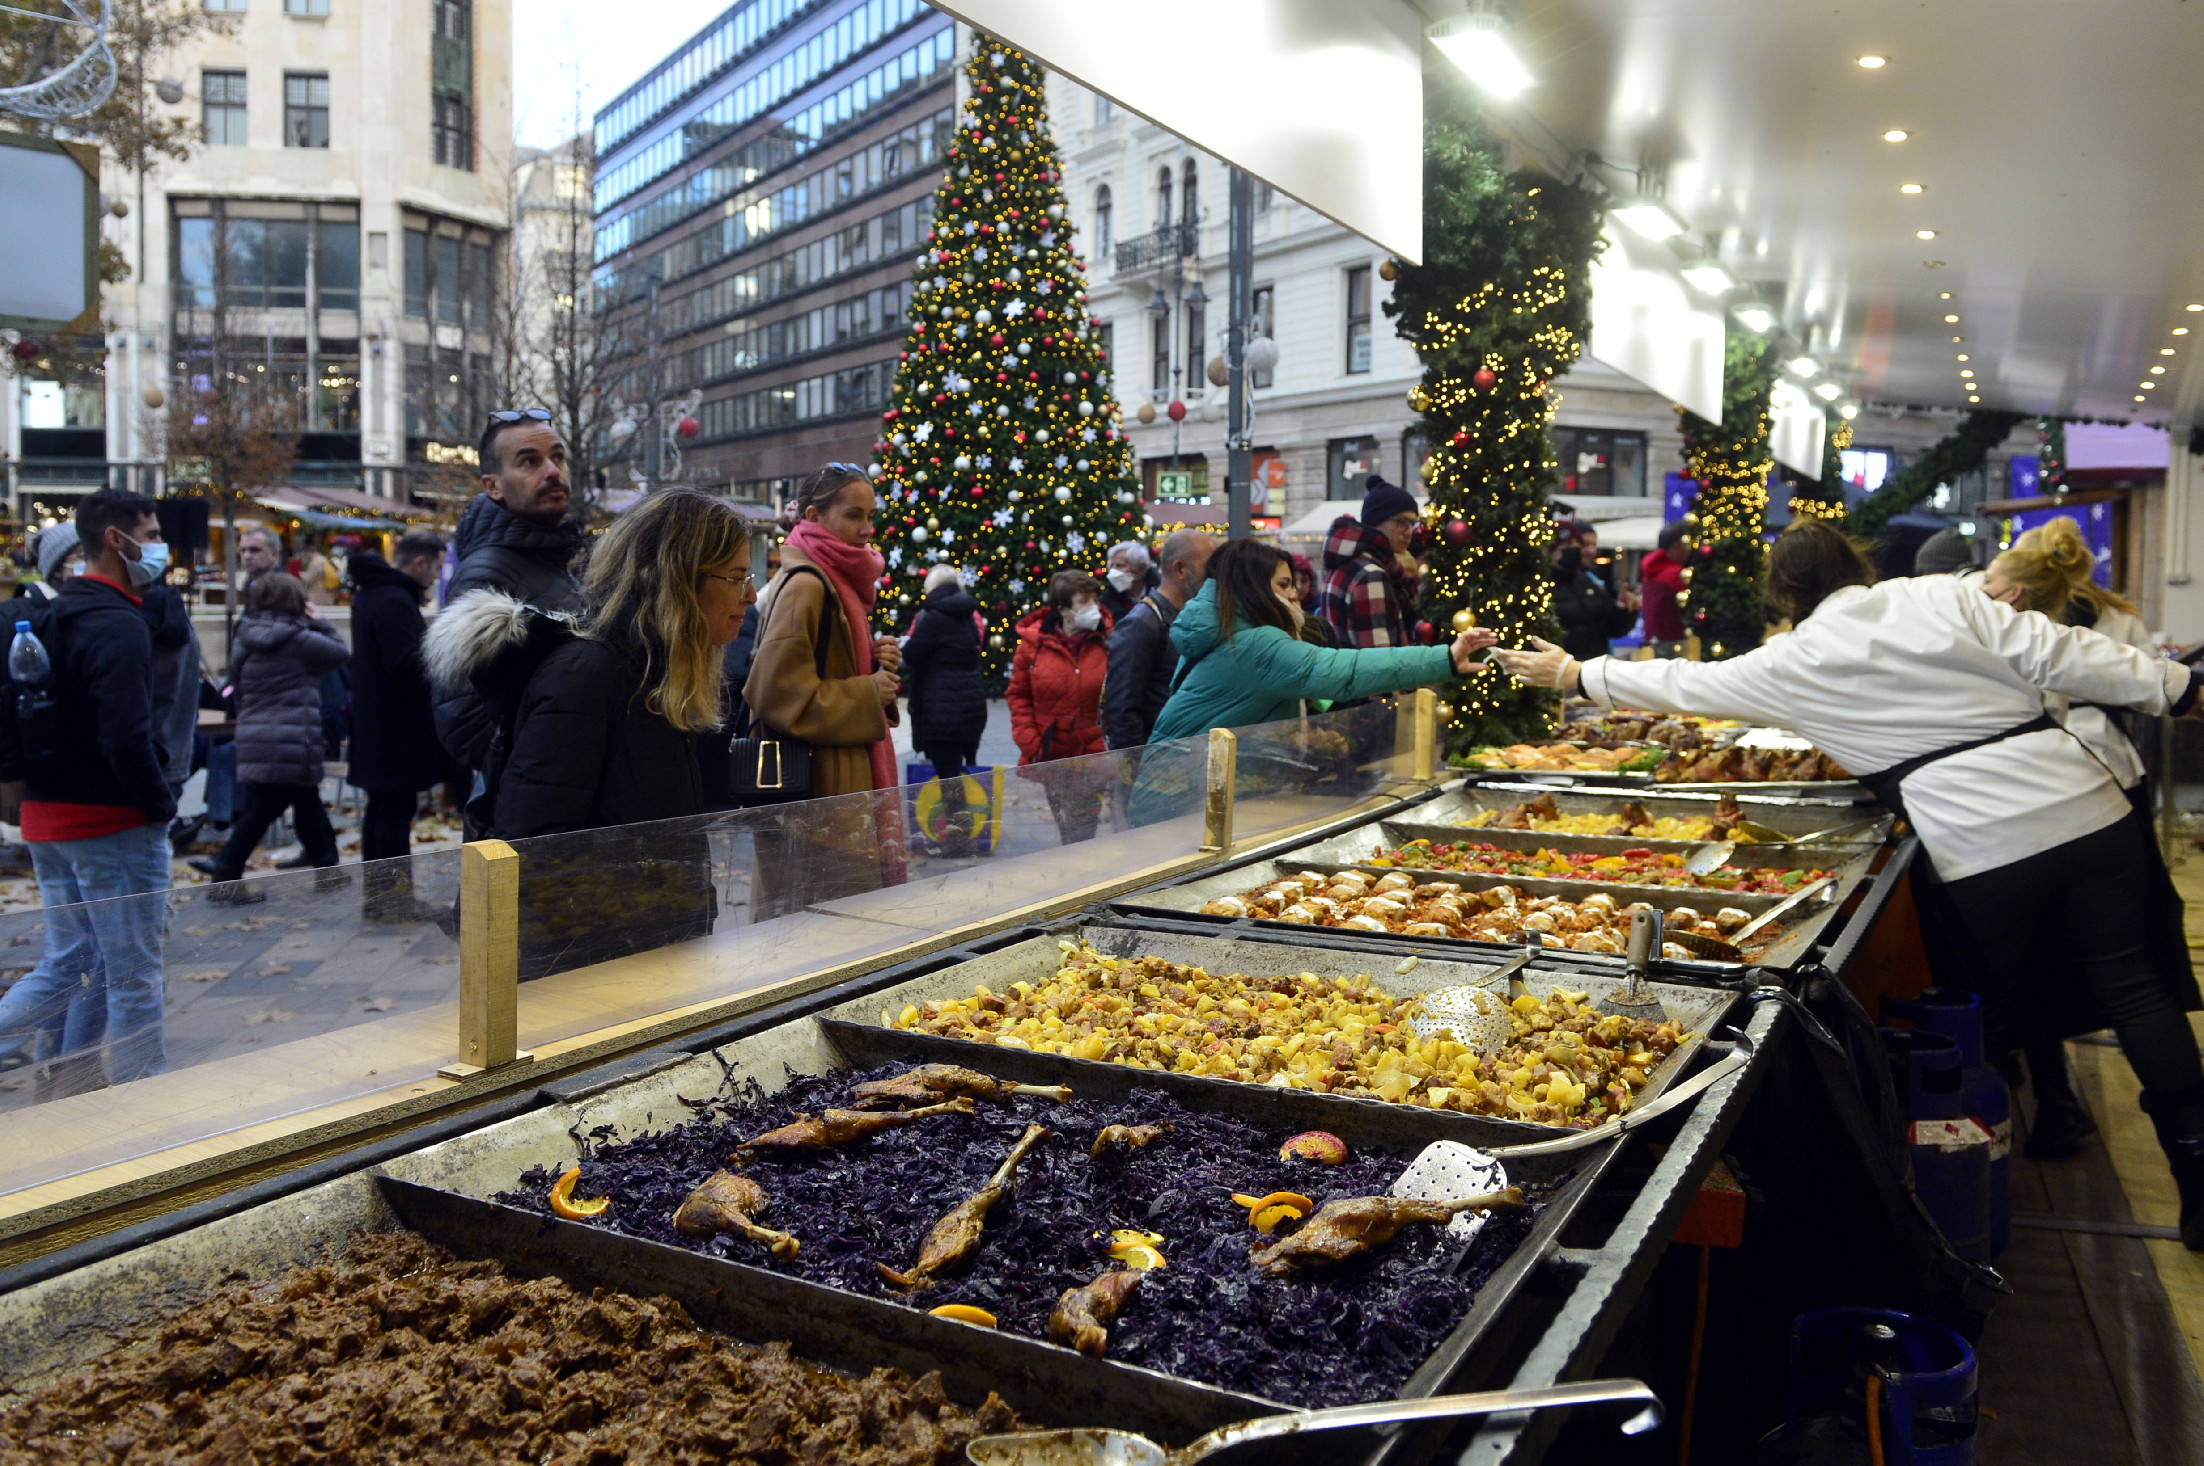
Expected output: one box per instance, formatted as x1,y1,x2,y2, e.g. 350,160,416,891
9,621,51,687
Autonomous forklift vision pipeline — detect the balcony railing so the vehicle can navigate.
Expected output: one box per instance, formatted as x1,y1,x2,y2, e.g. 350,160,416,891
1113,220,1200,276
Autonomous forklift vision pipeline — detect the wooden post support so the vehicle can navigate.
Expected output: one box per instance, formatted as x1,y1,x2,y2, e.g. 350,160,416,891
438,839,532,1080
1412,687,1439,782
1202,726,1237,852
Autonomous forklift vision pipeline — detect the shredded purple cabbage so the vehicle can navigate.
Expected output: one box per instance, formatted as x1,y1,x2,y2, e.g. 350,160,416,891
499,1064,1546,1409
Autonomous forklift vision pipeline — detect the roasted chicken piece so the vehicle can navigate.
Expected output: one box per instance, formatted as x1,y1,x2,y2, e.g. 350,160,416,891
670,1170,800,1258
848,1063,1073,1110
1048,1267,1144,1358
1711,793,1743,836
1090,1122,1173,1159
734,1098,974,1158
1617,801,1652,834
878,1123,1050,1289
1249,1188,1526,1277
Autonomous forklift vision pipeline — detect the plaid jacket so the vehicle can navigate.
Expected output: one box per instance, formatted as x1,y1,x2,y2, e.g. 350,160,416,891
1317,516,1415,649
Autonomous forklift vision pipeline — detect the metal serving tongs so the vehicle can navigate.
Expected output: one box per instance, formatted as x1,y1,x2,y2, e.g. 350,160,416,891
1480,1024,1758,1159
965,1379,1663,1465
1663,875,1837,963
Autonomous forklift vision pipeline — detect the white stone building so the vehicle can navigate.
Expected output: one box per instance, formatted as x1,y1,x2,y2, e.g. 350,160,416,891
3,0,514,521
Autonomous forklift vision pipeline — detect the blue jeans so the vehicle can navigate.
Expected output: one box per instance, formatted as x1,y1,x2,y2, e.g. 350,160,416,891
204,741,237,824
0,823,172,1083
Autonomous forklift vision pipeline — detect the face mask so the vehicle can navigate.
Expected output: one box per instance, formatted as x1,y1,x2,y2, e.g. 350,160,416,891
121,534,169,590
1557,546,1583,574
1067,603,1102,632
1106,567,1139,593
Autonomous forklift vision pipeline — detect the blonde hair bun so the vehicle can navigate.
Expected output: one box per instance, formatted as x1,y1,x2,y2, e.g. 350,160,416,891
2017,516,2094,580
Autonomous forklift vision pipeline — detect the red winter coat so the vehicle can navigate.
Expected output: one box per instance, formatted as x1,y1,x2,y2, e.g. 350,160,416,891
1006,605,1111,765
1639,547,1688,642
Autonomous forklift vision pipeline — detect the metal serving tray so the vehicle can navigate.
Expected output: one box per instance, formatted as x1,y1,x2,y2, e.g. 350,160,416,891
1111,860,1849,972
1286,818,1882,882
1424,785,1892,840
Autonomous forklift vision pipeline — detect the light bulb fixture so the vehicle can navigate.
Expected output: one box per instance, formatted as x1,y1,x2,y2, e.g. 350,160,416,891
1839,402,1861,421
2162,347,2177,355
1883,129,1910,142
1899,183,1924,195
1939,292,1952,299
1915,229,1938,240
1731,301,1777,333
2141,381,2156,389
2137,394,2148,402
1610,198,1688,241
1428,2,1534,98
1858,54,1887,68
1943,313,1960,323
1956,354,1969,361
2176,328,2191,336
2189,303,2203,312
1681,263,1736,295
1959,370,1973,378
1786,355,1819,378
2151,365,2167,374
1813,381,1842,401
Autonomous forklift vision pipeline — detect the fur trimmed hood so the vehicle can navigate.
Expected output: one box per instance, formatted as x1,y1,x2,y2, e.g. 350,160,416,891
425,588,579,695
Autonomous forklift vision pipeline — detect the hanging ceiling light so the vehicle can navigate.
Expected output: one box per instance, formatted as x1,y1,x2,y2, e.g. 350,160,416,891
1427,1,1533,98
1813,382,1843,401
1787,355,1820,378
1731,300,1777,333
1839,402,1862,421
1609,197,1688,240
1681,263,1736,295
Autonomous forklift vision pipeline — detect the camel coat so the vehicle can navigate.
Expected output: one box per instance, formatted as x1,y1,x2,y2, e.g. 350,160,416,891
740,541,895,799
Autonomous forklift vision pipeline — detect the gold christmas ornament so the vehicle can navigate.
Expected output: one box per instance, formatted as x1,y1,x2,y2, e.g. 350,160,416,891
1379,259,1399,282
988,633,1004,649
1136,402,1156,424
1451,609,1477,633
1435,701,1455,723
1205,355,1229,388
926,517,940,530
1407,386,1428,412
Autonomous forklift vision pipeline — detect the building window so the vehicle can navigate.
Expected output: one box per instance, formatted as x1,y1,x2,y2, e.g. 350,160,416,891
1095,321,1114,378
1328,435,1382,500
203,0,246,11
1250,285,1274,388
1180,161,1198,231
202,69,246,146
1094,94,1113,126
1185,296,1205,389
1150,308,1171,394
432,0,475,171
284,73,329,147
1551,427,1649,497
1155,166,1172,229
403,228,428,317
283,0,327,14
1093,185,1112,259
1344,264,1372,374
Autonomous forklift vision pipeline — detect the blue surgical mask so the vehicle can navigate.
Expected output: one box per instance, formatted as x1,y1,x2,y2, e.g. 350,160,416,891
122,534,170,590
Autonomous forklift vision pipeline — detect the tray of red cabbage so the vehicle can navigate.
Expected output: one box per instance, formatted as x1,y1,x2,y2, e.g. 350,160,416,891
491,1059,1608,1412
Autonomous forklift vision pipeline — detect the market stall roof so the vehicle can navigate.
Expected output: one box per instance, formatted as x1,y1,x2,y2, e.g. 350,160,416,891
258,484,432,520
1507,0,2204,426
278,507,413,532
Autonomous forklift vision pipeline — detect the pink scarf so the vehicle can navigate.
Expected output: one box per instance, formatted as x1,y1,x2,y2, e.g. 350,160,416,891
786,520,907,882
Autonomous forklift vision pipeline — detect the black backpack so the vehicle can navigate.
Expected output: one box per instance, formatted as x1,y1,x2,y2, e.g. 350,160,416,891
0,597,74,782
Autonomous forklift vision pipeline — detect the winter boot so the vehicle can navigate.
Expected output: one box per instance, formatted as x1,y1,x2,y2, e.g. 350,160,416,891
2026,1098,2100,1158
2140,1085,2204,1251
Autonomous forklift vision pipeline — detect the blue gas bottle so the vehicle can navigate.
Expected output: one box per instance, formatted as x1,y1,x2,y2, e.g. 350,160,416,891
1884,989,2011,1258
8,621,50,686
1881,1028,1993,1261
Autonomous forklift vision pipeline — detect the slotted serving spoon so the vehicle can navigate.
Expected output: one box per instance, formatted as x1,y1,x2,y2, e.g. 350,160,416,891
965,1379,1663,1465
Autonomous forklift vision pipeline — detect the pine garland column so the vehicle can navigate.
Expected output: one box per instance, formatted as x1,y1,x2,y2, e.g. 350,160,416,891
1385,98,1602,748
1677,331,1780,658
871,36,1140,685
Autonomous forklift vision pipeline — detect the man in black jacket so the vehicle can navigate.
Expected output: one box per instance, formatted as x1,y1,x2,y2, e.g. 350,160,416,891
433,411,585,789
350,531,447,919
0,490,174,1087
1103,528,1214,749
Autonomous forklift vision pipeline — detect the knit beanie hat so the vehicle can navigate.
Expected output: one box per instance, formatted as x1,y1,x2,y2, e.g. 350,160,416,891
1913,526,1975,576
1360,474,1419,528
36,522,79,580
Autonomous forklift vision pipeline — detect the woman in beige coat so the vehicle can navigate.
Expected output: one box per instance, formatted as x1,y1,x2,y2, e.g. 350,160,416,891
743,465,904,918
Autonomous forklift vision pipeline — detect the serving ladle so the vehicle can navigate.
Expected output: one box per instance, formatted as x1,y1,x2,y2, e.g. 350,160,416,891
966,1378,1662,1465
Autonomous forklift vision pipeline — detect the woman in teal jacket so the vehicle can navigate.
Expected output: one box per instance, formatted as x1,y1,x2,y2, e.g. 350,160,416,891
1133,540,1494,822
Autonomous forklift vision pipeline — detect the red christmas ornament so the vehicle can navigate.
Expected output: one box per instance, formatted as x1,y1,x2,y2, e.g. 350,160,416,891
1166,400,1187,423
10,339,39,361
1415,620,1437,644
675,416,699,440
1471,367,1498,391
1443,519,1471,547
990,333,1004,347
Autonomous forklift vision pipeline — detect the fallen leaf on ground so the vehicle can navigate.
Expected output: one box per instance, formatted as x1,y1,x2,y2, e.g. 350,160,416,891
243,1006,295,1026
258,963,292,976
177,968,231,983
361,995,397,1012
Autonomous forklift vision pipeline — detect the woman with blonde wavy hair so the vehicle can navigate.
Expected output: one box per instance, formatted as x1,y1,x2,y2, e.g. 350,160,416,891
491,487,755,838
1982,515,2178,1159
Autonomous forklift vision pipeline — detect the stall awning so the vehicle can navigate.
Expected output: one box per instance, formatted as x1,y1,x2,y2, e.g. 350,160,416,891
258,484,432,520
279,507,412,532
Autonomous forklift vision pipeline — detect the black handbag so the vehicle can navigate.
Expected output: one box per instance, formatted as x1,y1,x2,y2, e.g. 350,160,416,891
728,567,837,806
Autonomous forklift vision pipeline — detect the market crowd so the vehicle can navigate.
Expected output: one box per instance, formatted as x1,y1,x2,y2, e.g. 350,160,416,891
5,414,2204,1258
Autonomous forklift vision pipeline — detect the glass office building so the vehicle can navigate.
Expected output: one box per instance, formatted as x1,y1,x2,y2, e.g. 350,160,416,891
592,0,957,502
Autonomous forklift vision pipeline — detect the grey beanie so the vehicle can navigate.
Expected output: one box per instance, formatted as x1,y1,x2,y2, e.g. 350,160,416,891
1913,526,1975,576
36,522,79,580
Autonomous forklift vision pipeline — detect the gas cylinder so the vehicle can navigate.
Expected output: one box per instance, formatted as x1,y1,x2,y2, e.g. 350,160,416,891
1880,1028,1993,1262
1883,989,2011,1258
1747,1306,1980,1466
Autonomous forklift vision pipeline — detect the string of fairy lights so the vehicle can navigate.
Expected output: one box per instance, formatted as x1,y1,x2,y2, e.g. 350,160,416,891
870,38,1139,682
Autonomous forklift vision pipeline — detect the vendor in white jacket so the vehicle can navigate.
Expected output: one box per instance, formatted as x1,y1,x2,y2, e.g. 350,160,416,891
1494,518,2204,1251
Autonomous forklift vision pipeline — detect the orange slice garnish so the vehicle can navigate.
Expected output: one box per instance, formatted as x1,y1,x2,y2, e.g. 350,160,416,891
1242,1190,1315,1219
928,1304,998,1327
1252,1203,1306,1234
547,1165,608,1220
1113,1244,1167,1270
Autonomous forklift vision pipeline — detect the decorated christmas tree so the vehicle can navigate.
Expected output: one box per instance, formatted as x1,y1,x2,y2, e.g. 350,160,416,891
1676,330,1779,657
871,36,1140,682
1385,94,1602,749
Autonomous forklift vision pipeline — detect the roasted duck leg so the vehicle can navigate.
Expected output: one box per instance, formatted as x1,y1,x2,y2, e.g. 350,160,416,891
1090,1122,1173,1159
1048,1268,1144,1358
878,1123,1049,1289
848,1064,1073,1110
734,1098,975,1158
1250,1189,1525,1277
670,1170,801,1258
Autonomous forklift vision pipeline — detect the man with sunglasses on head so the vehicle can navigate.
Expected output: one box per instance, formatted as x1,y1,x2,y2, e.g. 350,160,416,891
432,410,587,818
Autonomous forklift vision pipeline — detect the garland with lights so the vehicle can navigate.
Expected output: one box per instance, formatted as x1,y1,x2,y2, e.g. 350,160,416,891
1676,331,1779,659
1844,408,2026,540
1384,93,1601,748
2036,416,2067,494
870,36,1140,685
1782,417,1854,522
